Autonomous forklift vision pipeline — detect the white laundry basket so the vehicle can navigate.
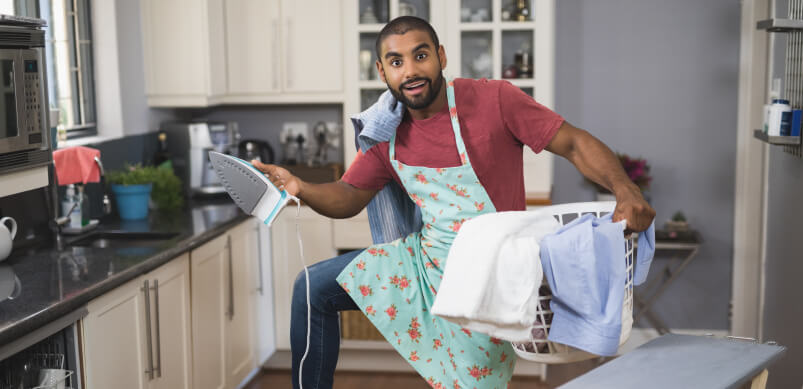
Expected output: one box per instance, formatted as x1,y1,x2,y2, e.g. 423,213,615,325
512,201,634,364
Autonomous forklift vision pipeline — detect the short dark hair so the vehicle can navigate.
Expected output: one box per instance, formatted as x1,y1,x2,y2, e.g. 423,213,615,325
375,16,440,61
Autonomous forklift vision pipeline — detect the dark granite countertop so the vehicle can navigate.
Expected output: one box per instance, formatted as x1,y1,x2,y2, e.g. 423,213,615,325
0,199,249,347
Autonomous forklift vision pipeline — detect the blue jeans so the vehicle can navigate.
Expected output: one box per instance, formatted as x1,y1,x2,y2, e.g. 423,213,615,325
291,249,363,389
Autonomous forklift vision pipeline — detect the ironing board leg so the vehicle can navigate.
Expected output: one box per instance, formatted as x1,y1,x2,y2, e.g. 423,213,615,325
749,369,769,389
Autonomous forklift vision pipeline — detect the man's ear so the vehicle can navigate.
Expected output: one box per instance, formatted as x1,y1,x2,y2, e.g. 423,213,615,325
376,60,386,83
438,45,447,70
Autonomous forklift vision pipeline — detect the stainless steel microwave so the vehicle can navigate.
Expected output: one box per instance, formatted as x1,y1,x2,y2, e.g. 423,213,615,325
0,18,51,174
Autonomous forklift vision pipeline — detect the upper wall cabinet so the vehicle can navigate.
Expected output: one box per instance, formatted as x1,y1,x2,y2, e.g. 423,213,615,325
141,0,345,107
225,0,345,103
140,0,227,107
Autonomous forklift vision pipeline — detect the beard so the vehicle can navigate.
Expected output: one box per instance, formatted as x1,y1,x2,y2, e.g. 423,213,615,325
387,71,445,110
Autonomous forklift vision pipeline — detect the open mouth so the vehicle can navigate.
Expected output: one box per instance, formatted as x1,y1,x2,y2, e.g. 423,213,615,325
402,79,428,95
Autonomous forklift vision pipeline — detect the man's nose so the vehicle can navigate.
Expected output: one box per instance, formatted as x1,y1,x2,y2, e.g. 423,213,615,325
401,61,420,83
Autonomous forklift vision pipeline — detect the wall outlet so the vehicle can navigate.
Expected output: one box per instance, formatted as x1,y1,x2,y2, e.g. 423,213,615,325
325,121,341,148
281,122,309,143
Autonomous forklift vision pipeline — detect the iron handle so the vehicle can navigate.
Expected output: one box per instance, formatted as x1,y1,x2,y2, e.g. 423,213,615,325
152,279,162,377
142,280,155,380
227,236,235,320
255,226,264,296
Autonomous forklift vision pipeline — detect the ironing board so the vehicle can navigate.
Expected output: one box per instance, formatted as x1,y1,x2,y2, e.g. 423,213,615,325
559,334,786,389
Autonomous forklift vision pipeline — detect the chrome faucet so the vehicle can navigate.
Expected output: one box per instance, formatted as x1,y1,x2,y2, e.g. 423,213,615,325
94,156,112,215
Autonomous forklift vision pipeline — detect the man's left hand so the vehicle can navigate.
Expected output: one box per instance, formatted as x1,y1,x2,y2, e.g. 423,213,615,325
612,186,656,233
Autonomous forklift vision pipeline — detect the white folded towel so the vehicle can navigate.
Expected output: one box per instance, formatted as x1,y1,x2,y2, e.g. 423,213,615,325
431,210,561,342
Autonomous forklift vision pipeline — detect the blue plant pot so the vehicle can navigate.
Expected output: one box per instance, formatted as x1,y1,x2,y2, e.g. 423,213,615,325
112,183,152,220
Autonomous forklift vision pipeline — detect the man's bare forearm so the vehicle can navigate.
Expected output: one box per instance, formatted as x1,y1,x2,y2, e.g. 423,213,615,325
297,180,376,219
566,130,639,197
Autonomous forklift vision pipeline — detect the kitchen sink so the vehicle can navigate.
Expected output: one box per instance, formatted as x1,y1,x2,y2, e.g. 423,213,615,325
66,231,180,249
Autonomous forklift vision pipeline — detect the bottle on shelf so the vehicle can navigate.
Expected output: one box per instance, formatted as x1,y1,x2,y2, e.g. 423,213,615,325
515,0,531,21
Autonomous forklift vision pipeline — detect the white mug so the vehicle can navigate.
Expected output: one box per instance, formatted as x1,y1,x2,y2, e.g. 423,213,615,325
0,217,17,262
35,369,73,389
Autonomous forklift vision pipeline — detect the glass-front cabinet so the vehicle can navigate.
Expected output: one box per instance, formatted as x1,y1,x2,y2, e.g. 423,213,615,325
449,0,550,100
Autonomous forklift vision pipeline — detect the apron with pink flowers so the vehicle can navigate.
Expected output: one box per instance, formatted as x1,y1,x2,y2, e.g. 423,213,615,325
337,79,515,388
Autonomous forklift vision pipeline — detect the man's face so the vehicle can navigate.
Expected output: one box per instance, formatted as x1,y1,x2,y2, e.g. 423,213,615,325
376,30,447,110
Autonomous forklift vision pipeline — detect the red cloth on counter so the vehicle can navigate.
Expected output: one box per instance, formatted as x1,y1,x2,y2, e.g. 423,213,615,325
53,146,101,185
342,78,564,212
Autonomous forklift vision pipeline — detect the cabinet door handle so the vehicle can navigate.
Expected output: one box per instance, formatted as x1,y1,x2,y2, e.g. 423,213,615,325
151,279,162,378
255,226,264,296
227,235,235,320
285,19,292,89
142,280,155,380
272,20,279,90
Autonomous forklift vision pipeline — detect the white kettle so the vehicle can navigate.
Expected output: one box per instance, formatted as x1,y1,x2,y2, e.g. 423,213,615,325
0,217,17,262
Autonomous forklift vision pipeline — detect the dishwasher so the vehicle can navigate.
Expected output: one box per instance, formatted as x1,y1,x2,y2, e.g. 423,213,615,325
0,309,85,389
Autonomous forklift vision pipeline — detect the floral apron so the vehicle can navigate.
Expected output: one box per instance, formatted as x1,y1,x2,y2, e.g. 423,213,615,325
337,79,515,388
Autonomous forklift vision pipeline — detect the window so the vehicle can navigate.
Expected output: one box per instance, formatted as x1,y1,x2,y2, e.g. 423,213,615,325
4,0,97,140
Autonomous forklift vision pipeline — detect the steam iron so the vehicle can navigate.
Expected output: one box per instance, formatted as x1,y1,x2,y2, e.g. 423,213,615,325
208,151,291,227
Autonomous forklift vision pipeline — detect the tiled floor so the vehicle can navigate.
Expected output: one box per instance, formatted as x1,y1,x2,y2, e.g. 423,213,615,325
245,360,602,389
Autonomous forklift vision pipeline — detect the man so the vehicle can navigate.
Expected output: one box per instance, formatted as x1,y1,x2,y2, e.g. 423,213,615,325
254,16,655,389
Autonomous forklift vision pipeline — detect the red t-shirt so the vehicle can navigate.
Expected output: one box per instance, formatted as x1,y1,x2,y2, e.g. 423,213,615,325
342,78,564,212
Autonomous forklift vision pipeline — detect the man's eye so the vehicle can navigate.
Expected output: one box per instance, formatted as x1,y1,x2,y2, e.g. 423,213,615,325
391,59,402,66
416,53,428,60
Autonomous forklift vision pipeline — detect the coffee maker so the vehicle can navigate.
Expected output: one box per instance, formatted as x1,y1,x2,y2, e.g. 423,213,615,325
161,121,240,196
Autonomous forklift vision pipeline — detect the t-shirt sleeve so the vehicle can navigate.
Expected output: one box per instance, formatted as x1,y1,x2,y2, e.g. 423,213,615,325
499,81,565,153
341,145,394,190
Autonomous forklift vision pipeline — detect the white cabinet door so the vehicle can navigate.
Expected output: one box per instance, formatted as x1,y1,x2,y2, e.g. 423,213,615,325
271,206,336,350
140,0,226,106
147,254,193,389
279,0,344,94
83,276,149,389
225,0,280,95
226,221,257,385
190,234,228,389
254,221,277,364
83,256,193,389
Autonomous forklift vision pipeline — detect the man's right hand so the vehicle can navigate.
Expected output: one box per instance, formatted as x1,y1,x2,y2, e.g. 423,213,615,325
251,161,302,198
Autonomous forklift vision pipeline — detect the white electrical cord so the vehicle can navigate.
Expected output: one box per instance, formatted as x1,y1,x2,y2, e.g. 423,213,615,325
286,195,311,389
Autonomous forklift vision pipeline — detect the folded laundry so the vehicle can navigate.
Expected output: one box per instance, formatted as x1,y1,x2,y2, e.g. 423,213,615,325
432,210,561,342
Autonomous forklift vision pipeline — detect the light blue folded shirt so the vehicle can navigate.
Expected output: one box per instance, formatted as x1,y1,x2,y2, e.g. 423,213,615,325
350,90,422,244
539,213,655,356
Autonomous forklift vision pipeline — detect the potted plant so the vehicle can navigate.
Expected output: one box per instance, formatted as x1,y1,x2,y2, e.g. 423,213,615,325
665,211,689,232
108,164,183,220
587,153,652,201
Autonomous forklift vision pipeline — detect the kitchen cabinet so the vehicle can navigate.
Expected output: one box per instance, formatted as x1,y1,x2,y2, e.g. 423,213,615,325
82,254,193,389
140,0,226,107
225,0,345,103
253,221,278,364
141,0,345,106
270,206,336,350
226,220,257,384
190,219,257,389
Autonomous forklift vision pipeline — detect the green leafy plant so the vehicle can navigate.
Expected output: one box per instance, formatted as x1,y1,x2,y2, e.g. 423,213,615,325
108,163,184,212
671,211,687,222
